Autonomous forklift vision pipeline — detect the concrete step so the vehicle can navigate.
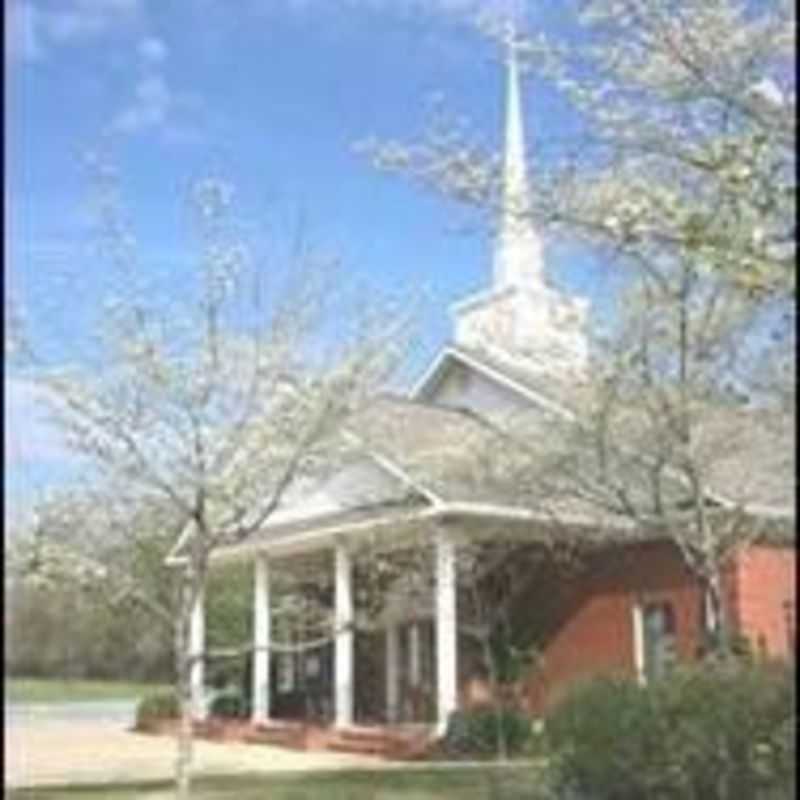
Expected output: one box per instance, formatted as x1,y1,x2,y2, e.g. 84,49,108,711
326,726,434,760
245,722,309,749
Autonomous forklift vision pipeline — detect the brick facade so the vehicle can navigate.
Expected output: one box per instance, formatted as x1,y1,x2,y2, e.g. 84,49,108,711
508,540,794,715
731,545,796,659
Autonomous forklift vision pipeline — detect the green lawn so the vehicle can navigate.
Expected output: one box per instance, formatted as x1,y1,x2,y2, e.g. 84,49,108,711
5,678,170,704
8,767,541,800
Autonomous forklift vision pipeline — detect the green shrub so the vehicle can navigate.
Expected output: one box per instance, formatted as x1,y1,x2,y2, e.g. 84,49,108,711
545,661,795,800
443,707,532,758
209,688,250,719
135,689,180,730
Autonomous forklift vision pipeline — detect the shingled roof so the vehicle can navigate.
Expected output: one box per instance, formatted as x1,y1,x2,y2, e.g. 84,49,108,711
206,368,792,559
347,394,535,506
347,392,794,521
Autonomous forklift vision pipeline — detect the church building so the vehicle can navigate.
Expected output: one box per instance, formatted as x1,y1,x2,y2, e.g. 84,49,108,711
169,28,795,752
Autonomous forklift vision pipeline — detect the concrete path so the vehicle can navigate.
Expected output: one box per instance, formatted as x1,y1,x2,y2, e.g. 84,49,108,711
5,716,382,788
6,700,137,727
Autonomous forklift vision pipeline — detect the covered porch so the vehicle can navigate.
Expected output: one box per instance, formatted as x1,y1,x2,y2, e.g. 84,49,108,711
190,506,460,737
177,392,614,742
188,503,578,740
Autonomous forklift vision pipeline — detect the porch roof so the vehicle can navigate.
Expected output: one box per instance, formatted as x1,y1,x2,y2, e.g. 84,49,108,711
169,392,794,565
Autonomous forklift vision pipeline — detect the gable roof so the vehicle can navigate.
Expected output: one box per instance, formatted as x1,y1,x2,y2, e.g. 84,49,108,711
416,344,793,516
412,343,580,417
346,394,532,506
187,355,792,563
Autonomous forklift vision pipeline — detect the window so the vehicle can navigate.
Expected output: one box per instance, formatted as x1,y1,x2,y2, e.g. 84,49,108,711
633,600,677,684
642,602,677,683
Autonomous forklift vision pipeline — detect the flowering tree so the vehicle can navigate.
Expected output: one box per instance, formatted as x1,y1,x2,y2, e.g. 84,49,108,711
359,0,795,654
12,169,416,798
7,489,178,681
519,275,794,655
364,0,795,297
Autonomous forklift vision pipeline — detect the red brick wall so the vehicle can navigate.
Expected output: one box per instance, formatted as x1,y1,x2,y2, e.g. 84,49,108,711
522,541,730,714
732,546,795,659
458,540,795,717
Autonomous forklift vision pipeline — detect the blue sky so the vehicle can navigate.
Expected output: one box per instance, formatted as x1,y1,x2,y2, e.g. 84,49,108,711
6,0,620,521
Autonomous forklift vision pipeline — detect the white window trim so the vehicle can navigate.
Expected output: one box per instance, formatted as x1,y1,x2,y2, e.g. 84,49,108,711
632,603,646,686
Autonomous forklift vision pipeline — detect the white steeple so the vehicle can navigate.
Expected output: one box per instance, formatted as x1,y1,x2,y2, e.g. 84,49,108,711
493,22,545,289
451,14,590,377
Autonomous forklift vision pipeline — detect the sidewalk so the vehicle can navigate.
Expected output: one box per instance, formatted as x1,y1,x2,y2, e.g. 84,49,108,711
5,719,382,788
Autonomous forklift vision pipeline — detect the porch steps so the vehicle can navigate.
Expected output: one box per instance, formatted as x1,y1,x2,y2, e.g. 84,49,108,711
242,720,435,760
326,725,434,760
245,721,315,750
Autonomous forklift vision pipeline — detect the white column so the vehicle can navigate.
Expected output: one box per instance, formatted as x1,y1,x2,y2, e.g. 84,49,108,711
435,530,457,736
190,584,206,721
385,624,400,723
334,543,354,728
408,623,421,688
252,555,271,724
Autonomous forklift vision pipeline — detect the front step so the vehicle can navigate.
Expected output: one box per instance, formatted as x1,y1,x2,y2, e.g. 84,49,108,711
237,720,436,760
327,725,435,760
245,721,314,750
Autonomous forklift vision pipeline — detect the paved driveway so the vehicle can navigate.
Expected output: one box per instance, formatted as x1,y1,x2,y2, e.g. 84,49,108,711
5,704,381,789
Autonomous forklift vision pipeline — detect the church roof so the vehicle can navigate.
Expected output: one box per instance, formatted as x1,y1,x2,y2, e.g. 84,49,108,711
347,391,794,523
195,369,792,563
347,393,536,507
187,24,791,564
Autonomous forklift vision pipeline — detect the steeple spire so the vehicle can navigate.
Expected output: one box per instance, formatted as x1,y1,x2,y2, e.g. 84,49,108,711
450,8,590,377
493,19,545,289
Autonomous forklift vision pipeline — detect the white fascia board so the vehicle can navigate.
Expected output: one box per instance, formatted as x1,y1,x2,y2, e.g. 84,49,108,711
412,345,574,422
410,348,452,400
437,501,635,531
165,447,443,568
449,348,574,420
202,500,637,563
163,497,793,568
703,496,795,521
209,506,441,563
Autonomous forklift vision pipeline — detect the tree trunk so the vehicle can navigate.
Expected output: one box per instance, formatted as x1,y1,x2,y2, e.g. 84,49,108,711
703,568,732,658
174,590,194,800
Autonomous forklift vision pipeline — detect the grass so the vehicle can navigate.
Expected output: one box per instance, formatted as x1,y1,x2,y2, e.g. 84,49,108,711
6,678,170,704
7,767,541,800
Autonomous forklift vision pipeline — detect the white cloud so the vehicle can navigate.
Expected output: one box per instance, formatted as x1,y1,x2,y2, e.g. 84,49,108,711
138,35,168,64
280,0,510,19
42,0,141,43
109,31,202,141
110,73,172,134
7,0,143,61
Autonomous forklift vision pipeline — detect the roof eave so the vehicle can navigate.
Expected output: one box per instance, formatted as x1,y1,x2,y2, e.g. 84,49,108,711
411,344,574,420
